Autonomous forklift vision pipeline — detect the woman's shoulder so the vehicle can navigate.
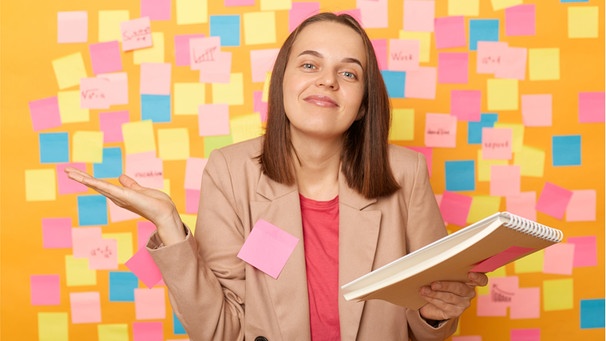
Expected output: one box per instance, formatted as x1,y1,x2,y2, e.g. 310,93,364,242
387,144,429,177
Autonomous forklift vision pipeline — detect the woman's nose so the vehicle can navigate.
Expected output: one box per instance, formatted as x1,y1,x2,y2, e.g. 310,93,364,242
316,71,338,90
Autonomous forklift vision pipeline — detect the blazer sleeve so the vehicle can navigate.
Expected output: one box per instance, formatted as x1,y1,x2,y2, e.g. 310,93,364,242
147,149,246,341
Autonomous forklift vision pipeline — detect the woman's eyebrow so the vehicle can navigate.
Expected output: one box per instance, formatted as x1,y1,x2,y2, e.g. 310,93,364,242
297,50,363,68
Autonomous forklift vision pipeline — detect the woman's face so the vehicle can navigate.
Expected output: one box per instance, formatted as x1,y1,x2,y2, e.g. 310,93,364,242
282,21,366,143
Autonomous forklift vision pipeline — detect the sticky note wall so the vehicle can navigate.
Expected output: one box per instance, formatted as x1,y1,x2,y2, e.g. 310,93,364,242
1,1,604,340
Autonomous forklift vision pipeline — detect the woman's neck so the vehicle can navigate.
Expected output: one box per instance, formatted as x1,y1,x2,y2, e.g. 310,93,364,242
291,135,342,201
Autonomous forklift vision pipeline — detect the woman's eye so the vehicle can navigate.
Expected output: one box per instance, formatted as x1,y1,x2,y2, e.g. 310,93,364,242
302,63,315,70
342,71,357,79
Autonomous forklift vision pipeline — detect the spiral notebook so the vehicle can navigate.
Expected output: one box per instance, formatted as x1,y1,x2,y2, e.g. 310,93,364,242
341,212,563,310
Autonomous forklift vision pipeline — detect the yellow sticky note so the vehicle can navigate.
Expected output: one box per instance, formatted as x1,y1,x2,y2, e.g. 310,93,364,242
177,0,208,25
162,179,171,196
38,312,69,341
65,255,97,286
230,113,263,143
514,145,545,177
568,6,599,39
25,169,56,201
52,53,88,90
73,131,104,163
477,150,508,182
102,233,133,264
99,10,130,42
122,120,156,154
468,196,502,223
262,72,271,102
529,48,560,81
174,83,205,115
158,128,190,160
399,31,431,63
244,12,277,45
494,123,524,153
58,90,90,123
448,0,479,16
487,79,518,111
260,0,292,11
181,214,198,234
98,324,129,341
543,278,574,311
134,32,165,64
389,108,415,141
514,250,544,273
212,73,244,105
491,0,522,11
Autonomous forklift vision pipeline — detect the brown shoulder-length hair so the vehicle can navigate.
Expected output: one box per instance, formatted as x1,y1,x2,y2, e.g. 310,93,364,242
258,12,400,199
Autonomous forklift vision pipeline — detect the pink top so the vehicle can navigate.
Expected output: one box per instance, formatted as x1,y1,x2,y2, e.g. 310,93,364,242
300,194,341,341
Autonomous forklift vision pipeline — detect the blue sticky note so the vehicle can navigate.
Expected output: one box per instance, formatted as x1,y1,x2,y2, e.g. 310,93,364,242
445,160,476,191
94,147,123,179
580,298,605,329
39,132,69,163
141,94,171,123
381,71,405,98
210,15,240,47
77,195,108,226
468,113,498,144
552,135,581,166
109,271,139,302
173,312,186,334
469,19,500,51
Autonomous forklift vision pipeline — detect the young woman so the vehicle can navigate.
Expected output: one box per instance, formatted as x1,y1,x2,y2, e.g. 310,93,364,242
66,12,487,341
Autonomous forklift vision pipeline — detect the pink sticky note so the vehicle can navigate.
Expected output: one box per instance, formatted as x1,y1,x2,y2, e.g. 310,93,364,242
438,52,468,84
472,246,534,272
72,227,103,258
70,292,101,323
184,158,207,190
536,182,573,219
511,328,540,341
482,127,512,160
135,287,166,319
250,48,279,83
141,0,171,21
31,275,61,305
174,34,205,66
125,247,163,288
438,191,471,227
185,189,201,214
403,0,435,32
80,77,112,109
509,287,540,319
108,199,141,222
237,220,299,279
29,97,62,131
476,294,508,316
567,236,597,267
137,221,157,249
358,0,388,28
88,238,118,270
190,36,221,71
98,72,129,105
578,92,605,123
42,218,73,248
58,11,88,43
505,4,536,36
451,90,481,121
388,39,419,71
226,0,255,6
521,94,552,126
405,66,437,99
494,46,527,80
543,243,574,275
505,191,537,221
57,163,89,194
140,63,172,95
121,17,153,51
490,165,520,196
371,39,388,70
434,16,466,49
565,189,596,221
89,41,123,74
198,104,230,136
253,91,268,122
99,111,129,143
476,41,508,74
199,51,232,83
489,276,519,306
289,2,320,32
424,113,457,148
133,322,163,341
125,152,164,189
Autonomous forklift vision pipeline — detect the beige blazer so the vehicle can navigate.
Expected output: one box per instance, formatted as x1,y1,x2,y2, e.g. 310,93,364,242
149,137,457,341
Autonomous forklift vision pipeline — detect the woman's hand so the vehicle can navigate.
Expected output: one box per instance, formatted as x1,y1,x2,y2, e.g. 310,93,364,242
418,272,488,323
65,167,186,245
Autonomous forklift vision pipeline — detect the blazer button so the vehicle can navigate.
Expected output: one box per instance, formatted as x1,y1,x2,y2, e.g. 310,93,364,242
255,337,268,341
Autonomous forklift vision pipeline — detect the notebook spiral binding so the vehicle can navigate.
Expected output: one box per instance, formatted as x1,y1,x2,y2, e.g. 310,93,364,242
502,212,564,243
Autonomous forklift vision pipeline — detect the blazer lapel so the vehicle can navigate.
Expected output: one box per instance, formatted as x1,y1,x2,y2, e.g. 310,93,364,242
338,174,382,340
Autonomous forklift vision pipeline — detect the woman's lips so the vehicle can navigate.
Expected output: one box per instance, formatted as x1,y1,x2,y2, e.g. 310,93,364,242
303,95,338,107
